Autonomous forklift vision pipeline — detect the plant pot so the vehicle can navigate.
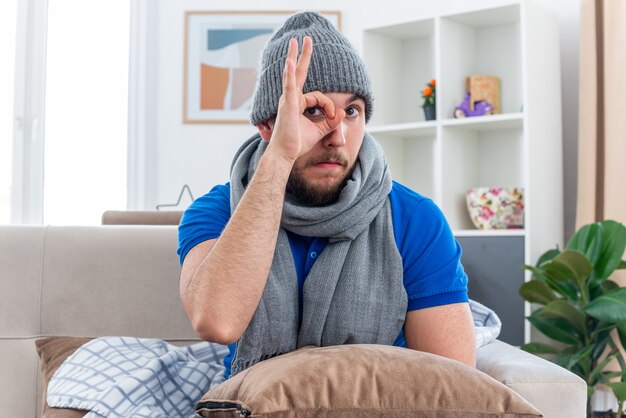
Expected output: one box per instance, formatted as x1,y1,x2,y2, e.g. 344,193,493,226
589,398,626,417
590,411,625,418
423,105,436,121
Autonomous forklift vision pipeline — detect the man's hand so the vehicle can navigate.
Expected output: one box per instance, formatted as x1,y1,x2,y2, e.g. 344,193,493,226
267,36,346,164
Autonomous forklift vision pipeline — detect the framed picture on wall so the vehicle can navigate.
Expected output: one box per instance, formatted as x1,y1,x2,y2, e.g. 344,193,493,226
183,10,341,124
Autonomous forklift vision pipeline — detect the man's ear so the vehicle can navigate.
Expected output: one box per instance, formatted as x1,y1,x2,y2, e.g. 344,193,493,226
257,120,274,142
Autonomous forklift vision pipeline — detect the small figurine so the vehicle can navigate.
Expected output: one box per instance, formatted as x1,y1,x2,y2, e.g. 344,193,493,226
454,92,494,118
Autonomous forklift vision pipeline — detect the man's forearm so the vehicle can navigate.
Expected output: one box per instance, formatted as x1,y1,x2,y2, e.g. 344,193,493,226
182,150,293,344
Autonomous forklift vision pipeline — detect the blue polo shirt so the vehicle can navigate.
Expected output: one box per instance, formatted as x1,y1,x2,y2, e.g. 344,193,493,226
177,181,468,378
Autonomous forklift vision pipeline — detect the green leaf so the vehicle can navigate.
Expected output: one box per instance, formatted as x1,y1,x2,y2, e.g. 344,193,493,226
541,300,587,335
617,323,626,350
592,321,616,337
606,382,626,402
519,281,557,305
584,288,626,323
618,260,626,269
540,250,593,284
524,264,550,283
536,248,561,267
590,280,621,300
566,345,594,370
567,220,626,287
554,346,580,370
606,338,626,376
592,329,611,361
524,265,579,300
595,221,626,282
539,250,593,283
590,350,619,385
545,277,580,301
602,280,621,293
567,223,604,266
528,310,582,345
597,371,623,384
521,342,560,355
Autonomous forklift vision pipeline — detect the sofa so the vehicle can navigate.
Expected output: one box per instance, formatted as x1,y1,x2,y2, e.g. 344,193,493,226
0,225,587,417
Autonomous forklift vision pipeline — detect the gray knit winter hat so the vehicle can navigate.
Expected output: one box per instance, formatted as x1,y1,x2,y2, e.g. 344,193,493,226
249,11,373,126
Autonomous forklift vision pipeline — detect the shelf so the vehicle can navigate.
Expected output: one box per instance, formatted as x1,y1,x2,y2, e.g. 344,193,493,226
374,130,436,199
365,18,434,40
368,114,523,135
363,19,435,126
454,229,526,237
361,1,562,347
441,124,523,230
441,112,523,131
368,121,437,137
443,4,520,28
440,6,522,116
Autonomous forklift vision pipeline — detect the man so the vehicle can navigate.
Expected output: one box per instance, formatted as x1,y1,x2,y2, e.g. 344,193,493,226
178,11,475,378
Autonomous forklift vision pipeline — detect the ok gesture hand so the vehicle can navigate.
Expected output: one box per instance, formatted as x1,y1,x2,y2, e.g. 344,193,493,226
266,36,346,164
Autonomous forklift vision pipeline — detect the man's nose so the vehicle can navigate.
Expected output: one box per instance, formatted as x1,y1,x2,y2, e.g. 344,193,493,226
322,120,346,148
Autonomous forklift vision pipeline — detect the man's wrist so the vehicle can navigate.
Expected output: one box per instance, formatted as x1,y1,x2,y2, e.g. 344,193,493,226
258,147,296,178
244,149,294,201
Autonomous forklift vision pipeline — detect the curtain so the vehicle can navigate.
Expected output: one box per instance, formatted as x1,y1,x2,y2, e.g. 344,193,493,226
578,0,626,285
579,3,626,409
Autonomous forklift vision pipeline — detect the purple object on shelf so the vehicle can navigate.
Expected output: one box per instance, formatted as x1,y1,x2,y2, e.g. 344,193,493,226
454,92,494,118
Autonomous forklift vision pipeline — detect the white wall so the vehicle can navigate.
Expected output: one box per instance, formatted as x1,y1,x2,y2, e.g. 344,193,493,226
547,0,580,241
143,0,579,240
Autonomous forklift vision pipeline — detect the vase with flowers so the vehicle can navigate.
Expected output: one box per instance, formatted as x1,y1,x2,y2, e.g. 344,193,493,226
421,79,436,121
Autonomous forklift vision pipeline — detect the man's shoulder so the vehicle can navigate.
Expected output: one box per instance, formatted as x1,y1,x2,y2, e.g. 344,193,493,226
389,181,447,229
390,181,432,210
193,182,230,205
180,182,231,222
209,182,230,196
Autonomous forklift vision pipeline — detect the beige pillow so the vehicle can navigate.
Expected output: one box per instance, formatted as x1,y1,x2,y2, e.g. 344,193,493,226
197,344,543,417
35,336,92,418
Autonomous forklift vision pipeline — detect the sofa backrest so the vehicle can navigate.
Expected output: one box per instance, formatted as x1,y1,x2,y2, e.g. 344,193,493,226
101,210,183,225
0,225,198,417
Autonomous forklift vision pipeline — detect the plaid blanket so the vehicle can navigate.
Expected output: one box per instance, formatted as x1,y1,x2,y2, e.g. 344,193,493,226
47,301,500,417
46,337,228,418
470,299,502,348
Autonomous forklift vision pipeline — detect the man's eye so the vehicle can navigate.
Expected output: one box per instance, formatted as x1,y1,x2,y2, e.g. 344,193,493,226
346,106,360,117
305,107,324,117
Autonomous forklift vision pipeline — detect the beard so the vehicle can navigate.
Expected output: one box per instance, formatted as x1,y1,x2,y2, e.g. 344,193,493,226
286,151,355,207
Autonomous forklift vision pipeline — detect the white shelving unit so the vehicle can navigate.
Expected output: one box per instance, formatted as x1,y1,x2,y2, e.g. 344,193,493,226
363,0,563,344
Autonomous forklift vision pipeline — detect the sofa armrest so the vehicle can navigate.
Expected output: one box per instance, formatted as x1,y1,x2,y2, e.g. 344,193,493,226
477,339,587,418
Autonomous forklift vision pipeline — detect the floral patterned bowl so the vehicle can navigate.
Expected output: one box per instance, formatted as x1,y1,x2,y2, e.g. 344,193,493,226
466,187,524,230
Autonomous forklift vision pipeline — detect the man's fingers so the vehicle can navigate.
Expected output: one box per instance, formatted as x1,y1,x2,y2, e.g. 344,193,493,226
282,39,298,101
303,91,336,119
302,91,346,139
322,108,346,136
295,36,312,89
287,37,298,65
283,58,295,93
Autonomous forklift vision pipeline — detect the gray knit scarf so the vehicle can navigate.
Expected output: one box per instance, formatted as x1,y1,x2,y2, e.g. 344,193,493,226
229,132,407,376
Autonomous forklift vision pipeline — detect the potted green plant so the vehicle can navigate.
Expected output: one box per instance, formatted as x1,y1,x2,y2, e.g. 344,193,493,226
519,220,626,417
421,79,436,121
